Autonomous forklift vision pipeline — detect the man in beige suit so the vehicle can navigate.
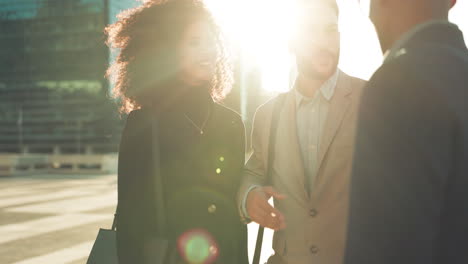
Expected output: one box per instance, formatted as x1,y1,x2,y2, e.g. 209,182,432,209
237,1,366,263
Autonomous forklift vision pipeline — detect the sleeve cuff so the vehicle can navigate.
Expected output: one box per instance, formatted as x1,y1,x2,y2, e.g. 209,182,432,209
241,185,261,220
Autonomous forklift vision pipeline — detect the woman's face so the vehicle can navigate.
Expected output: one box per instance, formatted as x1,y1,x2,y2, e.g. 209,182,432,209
178,20,218,88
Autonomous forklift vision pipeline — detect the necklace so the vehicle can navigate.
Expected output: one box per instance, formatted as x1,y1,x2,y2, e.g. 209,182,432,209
183,108,211,135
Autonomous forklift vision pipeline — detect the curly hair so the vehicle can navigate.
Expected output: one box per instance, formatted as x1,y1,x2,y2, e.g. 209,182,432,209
105,0,232,114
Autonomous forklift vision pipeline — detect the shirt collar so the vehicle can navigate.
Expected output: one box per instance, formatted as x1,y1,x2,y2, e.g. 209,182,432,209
384,20,457,63
295,69,339,109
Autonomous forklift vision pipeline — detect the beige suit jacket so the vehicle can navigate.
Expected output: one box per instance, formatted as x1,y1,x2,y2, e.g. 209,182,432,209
238,71,365,264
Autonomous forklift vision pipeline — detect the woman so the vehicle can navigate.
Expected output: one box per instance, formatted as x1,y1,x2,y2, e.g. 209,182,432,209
105,0,248,263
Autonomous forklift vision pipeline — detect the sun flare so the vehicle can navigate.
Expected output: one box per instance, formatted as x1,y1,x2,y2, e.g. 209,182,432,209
205,0,298,93
206,0,383,94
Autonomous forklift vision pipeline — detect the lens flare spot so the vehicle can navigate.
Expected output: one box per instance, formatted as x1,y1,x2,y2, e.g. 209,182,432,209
216,168,221,174
219,156,225,162
177,229,219,264
209,245,218,255
186,236,209,263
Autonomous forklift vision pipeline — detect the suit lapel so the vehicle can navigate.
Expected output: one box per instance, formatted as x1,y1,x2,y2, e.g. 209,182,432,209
274,91,309,203
317,72,353,173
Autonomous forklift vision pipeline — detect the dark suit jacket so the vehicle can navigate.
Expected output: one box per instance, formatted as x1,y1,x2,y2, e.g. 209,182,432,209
116,104,248,264
345,23,468,264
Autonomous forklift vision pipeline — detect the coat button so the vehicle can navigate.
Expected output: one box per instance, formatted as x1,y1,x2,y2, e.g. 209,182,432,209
310,245,319,254
208,204,217,213
309,209,318,217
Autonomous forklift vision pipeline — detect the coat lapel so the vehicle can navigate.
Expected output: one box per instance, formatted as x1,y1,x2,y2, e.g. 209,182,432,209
317,72,353,173
274,91,309,204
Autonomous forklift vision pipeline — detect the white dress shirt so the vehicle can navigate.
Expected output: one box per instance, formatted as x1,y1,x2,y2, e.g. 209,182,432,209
295,69,339,195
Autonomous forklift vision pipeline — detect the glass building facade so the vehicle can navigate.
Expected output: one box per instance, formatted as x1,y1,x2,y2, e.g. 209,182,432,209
0,0,138,154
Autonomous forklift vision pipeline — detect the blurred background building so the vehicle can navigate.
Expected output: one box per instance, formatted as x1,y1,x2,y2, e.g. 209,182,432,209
0,0,138,155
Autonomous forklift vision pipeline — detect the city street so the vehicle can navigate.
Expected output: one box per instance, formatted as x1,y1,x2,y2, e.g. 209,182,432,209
0,174,117,264
0,174,273,264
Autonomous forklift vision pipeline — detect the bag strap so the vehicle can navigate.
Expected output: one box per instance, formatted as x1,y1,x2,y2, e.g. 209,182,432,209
252,93,287,264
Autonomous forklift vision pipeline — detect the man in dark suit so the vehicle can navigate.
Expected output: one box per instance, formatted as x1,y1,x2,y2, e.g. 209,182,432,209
345,0,468,264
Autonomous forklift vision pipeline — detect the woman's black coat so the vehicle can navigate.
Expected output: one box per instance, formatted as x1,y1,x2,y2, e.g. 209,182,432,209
116,104,248,264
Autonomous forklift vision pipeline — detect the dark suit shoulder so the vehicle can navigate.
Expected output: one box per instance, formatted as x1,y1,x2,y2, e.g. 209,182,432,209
381,45,467,102
367,56,428,106
387,43,467,78
364,52,459,133
412,42,468,61
370,53,425,90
